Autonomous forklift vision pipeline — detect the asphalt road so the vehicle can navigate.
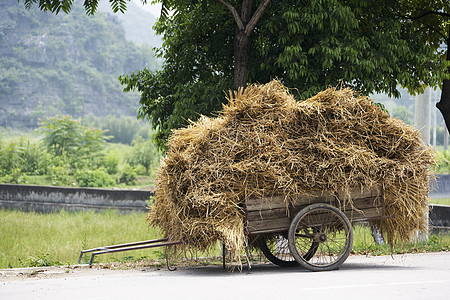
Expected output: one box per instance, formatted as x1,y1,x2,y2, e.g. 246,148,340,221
1,252,449,300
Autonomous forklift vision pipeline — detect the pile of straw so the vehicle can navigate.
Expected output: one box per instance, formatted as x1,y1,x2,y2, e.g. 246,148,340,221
148,80,435,261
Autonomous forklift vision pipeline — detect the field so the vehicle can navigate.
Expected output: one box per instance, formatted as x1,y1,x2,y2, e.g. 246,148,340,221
0,208,448,269
0,210,161,268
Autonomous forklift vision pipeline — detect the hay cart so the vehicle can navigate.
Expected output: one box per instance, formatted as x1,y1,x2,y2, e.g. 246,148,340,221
79,185,388,272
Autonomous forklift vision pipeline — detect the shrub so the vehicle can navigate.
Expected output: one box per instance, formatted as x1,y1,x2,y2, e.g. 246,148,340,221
126,136,159,175
76,169,115,188
49,164,73,186
119,165,137,185
434,151,450,174
102,150,120,174
38,115,109,170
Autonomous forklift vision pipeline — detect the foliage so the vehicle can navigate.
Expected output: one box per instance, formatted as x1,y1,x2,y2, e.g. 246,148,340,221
75,169,115,188
119,164,137,185
38,115,109,170
434,151,450,174
83,114,153,145
20,0,131,15
392,106,413,125
0,137,49,176
0,125,160,188
120,0,446,148
0,169,27,184
126,136,159,175
19,252,52,268
102,149,120,175
391,1,449,131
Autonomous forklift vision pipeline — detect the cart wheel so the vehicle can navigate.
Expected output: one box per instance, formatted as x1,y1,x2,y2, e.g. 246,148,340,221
258,234,299,267
288,203,353,272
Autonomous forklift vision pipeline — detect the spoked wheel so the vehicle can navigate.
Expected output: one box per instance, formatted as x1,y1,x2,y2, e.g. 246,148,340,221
258,234,299,267
288,203,353,272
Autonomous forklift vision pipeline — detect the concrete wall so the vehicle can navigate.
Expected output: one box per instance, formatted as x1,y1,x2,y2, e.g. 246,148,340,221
0,184,153,213
429,204,450,234
430,174,450,198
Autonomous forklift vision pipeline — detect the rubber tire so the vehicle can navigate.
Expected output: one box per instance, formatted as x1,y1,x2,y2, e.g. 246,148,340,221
258,234,299,267
288,203,353,272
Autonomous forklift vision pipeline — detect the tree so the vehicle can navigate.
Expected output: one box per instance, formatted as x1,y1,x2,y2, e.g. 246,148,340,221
120,0,445,149
38,115,109,168
22,0,447,149
393,0,450,132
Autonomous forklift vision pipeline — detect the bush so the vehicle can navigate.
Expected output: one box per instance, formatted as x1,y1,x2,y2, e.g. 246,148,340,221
76,169,115,188
126,136,159,175
38,115,109,170
0,168,26,184
132,164,147,176
119,165,137,185
102,150,120,174
49,164,73,186
435,151,450,174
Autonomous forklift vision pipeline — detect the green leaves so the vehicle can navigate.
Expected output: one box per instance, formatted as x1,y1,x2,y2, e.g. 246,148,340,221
38,115,109,168
20,0,130,15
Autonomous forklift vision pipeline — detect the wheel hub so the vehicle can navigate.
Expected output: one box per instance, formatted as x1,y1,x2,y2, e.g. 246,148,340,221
313,232,327,243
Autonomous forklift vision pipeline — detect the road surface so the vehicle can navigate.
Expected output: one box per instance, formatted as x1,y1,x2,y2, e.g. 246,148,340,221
1,252,449,300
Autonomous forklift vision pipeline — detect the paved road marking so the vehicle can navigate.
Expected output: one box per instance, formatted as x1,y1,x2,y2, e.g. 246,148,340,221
303,279,450,290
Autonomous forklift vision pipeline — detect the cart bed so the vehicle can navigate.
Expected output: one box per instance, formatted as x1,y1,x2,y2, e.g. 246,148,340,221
246,185,384,235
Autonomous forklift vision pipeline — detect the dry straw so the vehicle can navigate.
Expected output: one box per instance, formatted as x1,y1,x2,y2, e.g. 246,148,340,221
147,79,436,263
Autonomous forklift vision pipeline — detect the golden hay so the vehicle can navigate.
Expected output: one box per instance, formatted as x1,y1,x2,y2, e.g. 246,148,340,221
147,79,435,263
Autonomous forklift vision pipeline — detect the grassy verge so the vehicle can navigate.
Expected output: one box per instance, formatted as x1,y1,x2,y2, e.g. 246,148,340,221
430,198,450,206
0,209,162,268
1,210,448,269
352,224,450,255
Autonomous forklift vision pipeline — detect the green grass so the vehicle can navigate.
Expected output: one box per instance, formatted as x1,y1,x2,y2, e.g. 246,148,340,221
0,209,163,268
352,224,450,255
430,198,450,206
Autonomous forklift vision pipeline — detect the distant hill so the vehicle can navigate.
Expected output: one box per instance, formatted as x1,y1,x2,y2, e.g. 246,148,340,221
98,0,162,47
0,2,160,129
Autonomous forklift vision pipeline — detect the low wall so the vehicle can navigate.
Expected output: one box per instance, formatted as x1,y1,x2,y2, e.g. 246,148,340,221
430,174,450,198
429,204,450,234
0,184,153,213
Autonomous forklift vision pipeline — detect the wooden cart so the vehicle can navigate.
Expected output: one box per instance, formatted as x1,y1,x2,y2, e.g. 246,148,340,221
246,185,388,271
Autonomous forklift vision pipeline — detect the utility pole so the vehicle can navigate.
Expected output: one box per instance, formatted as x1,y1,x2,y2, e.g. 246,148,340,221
445,128,449,151
414,87,431,242
433,90,437,149
414,87,431,145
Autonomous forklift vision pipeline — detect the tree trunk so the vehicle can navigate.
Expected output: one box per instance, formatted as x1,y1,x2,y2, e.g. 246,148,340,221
233,0,253,90
219,0,271,90
234,31,249,90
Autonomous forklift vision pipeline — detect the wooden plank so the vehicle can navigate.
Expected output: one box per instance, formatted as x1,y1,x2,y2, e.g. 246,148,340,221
291,190,336,206
245,195,287,211
335,185,382,200
338,196,382,211
247,207,288,221
344,207,383,221
247,217,291,234
246,191,335,212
